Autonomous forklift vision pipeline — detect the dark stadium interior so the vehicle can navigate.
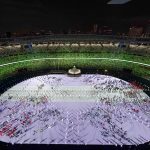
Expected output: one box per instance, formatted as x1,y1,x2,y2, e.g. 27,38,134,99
0,0,149,33
0,0,150,150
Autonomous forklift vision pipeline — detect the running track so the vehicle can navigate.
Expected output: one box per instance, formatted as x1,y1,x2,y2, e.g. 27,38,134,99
0,58,150,67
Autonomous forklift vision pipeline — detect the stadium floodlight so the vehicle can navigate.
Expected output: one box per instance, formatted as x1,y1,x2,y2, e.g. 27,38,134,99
107,0,131,4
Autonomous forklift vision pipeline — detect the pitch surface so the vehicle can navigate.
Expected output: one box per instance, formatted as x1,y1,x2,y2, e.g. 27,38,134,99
0,74,150,145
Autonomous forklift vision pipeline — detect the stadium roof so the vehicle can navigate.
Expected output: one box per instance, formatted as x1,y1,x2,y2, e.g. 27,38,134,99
107,0,131,4
0,0,149,32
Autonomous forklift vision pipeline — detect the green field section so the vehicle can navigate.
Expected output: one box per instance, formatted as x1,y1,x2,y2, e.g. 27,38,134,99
0,48,149,80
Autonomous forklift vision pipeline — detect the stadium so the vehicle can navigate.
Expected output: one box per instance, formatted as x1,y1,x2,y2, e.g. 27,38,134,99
0,34,150,150
0,1,150,150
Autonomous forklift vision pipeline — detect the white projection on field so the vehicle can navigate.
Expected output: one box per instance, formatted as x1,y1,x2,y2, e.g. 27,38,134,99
0,74,150,145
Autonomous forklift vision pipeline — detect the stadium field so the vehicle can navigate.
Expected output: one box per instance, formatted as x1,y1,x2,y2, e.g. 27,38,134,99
0,47,150,148
0,50,150,81
0,74,150,145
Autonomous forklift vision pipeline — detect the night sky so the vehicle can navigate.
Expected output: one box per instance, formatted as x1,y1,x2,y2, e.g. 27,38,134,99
0,0,149,32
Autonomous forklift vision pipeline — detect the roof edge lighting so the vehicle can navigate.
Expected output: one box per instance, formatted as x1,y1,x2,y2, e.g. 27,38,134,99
107,0,131,4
